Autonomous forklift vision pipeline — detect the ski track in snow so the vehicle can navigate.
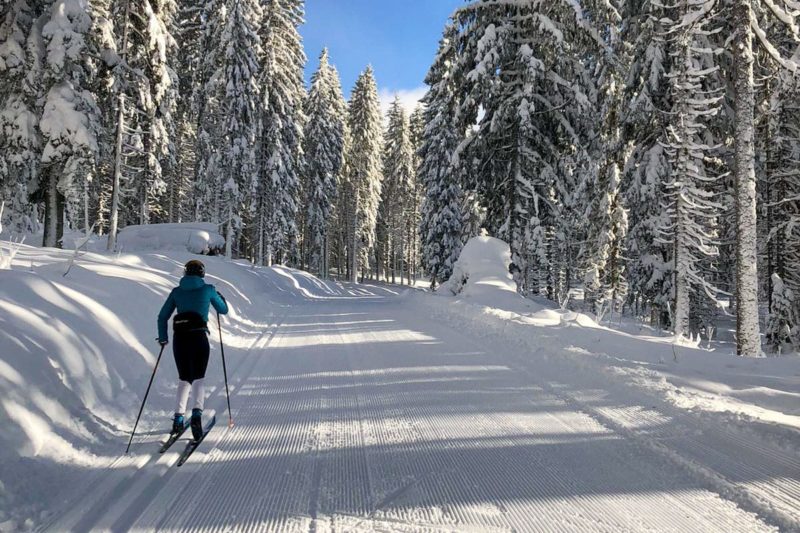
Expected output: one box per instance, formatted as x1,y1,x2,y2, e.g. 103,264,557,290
38,286,798,532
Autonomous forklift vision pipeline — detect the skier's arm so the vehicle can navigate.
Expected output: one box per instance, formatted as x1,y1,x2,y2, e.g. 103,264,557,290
157,291,176,342
210,287,229,315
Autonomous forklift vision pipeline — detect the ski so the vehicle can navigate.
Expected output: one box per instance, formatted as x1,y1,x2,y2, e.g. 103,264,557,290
176,415,216,467
159,418,191,454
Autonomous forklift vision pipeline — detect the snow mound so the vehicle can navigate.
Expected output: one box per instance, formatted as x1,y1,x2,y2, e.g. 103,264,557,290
116,223,225,255
439,236,517,298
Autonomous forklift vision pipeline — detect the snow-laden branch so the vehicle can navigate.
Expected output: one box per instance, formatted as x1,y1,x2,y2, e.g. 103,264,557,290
751,10,799,73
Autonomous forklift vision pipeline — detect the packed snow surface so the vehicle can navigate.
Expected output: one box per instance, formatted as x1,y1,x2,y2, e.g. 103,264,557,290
116,222,225,255
1,238,799,532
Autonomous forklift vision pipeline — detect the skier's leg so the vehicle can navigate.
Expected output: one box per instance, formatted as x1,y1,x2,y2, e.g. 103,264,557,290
191,378,205,411
173,381,191,432
175,381,191,414
189,332,210,441
173,331,191,417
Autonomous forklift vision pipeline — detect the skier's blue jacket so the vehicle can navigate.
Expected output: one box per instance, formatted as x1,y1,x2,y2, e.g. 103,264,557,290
158,276,229,342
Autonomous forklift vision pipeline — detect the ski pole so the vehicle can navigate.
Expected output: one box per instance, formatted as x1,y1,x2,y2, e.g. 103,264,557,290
126,344,165,454
216,309,234,428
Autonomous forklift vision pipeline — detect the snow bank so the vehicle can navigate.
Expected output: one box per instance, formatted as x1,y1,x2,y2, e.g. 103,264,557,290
420,247,800,453
116,223,225,255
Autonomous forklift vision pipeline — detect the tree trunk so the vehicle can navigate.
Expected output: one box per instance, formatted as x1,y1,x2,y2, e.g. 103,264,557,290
257,200,265,266
83,174,90,236
225,213,233,259
107,93,125,251
350,183,359,283
42,169,64,249
733,0,762,356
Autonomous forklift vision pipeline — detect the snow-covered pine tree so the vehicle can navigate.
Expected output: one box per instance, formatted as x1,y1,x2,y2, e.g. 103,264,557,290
105,0,178,249
114,0,177,226
406,104,425,283
325,57,348,277
656,0,724,340
303,48,346,277
38,0,107,247
0,0,42,234
191,0,224,225
729,0,799,356
170,0,208,222
583,160,629,318
332,115,352,279
419,23,469,289
753,12,800,354
82,0,117,238
767,71,800,315
215,0,262,258
766,273,799,353
378,96,415,283
449,0,615,300
582,30,629,318
345,66,383,282
620,0,673,326
256,0,305,265
150,0,179,223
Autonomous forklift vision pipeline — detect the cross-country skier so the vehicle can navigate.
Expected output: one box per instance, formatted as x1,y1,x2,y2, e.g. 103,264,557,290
157,259,229,441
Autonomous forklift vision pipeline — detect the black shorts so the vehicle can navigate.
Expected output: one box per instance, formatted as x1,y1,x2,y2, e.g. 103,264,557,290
173,330,210,383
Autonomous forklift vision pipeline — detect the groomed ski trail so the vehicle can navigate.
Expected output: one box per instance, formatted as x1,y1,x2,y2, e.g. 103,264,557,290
41,284,798,532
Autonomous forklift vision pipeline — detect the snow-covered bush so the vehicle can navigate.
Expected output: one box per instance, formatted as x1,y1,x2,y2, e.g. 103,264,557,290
438,236,517,298
766,274,799,354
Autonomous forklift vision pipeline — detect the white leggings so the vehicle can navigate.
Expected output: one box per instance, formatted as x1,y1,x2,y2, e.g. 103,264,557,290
175,379,205,414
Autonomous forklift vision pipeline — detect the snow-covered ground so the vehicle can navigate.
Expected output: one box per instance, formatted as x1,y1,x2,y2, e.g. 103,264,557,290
429,237,800,449
0,237,798,532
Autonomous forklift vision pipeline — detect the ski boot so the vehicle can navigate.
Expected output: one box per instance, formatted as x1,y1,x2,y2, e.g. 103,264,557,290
191,408,203,441
172,413,185,434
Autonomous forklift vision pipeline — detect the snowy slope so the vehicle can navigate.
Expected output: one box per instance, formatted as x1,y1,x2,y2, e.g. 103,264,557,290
1,238,799,532
0,241,345,530
433,237,800,440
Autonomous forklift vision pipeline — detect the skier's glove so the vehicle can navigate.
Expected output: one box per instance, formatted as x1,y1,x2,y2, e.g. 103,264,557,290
158,339,169,346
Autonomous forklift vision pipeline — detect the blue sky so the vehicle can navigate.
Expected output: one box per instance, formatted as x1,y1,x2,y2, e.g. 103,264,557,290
301,0,463,112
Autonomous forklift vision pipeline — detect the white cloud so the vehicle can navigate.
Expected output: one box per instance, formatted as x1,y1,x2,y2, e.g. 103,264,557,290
378,86,427,119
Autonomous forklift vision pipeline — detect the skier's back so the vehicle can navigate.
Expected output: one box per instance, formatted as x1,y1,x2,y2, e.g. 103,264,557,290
157,259,229,440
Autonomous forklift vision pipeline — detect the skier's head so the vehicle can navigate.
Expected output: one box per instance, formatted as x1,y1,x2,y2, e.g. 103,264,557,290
184,259,205,278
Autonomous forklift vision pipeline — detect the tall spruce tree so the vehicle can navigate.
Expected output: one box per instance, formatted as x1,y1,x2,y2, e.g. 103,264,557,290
216,0,262,258
620,0,673,325
345,66,383,282
0,0,42,234
450,0,616,300
191,0,224,225
730,0,798,356
582,36,629,318
303,48,346,276
256,0,305,265
111,0,178,227
38,0,108,247
419,23,468,288
378,96,414,283
170,0,208,222
407,104,425,282
657,0,724,339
